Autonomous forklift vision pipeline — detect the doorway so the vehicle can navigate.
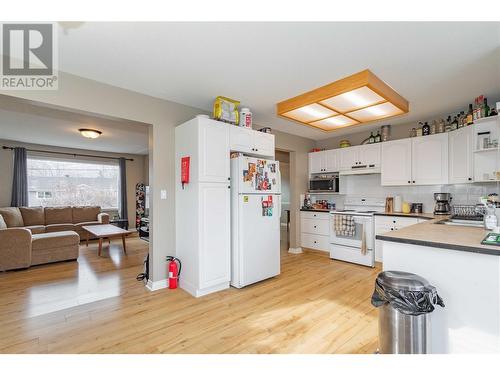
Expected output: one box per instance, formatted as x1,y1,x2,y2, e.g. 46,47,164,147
275,150,291,251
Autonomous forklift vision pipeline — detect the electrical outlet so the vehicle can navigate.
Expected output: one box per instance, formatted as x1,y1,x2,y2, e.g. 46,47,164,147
161,190,167,200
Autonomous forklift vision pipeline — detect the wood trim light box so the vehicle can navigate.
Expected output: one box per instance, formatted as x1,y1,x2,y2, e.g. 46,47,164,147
276,69,409,132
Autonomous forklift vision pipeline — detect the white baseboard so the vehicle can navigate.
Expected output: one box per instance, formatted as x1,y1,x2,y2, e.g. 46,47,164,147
288,247,303,254
180,279,229,298
146,278,168,291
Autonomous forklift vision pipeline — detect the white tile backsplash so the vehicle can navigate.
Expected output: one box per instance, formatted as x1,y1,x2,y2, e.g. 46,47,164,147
308,174,500,213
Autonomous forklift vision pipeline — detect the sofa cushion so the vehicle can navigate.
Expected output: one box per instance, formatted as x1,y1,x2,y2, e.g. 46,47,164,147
45,207,73,225
45,224,76,233
0,214,6,230
72,206,100,224
32,231,80,250
25,225,46,234
19,206,45,226
0,207,24,227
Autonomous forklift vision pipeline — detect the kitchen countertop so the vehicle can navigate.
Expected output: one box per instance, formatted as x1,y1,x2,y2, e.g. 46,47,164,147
376,217,500,256
300,208,331,213
374,212,443,220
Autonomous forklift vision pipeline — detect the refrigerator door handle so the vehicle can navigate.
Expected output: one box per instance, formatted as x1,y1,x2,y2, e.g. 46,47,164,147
278,195,281,220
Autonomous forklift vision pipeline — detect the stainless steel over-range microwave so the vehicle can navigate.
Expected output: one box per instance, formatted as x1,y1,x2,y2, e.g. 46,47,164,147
309,174,339,193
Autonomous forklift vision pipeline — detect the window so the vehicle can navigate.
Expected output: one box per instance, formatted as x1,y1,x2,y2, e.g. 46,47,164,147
27,156,120,209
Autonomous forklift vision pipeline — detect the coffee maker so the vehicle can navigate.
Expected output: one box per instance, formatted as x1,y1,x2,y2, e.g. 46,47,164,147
434,193,452,215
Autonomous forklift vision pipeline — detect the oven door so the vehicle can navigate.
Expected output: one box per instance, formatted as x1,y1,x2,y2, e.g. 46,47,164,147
309,177,339,192
329,214,374,249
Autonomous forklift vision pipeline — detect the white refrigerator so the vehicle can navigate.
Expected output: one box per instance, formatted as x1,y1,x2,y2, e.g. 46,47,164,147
230,156,281,288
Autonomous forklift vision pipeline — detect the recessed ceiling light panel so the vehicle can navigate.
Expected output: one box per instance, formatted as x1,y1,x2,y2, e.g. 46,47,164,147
347,102,404,122
282,103,337,123
276,69,408,132
310,115,358,130
320,86,385,113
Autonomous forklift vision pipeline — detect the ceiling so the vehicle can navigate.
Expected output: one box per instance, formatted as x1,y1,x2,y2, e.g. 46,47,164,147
54,22,500,140
0,96,150,154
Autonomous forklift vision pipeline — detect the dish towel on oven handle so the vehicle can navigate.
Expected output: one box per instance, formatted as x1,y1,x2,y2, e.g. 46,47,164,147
333,214,355,237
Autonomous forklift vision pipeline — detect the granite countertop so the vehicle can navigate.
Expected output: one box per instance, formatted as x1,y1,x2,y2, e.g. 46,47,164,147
374,212,443,220
376,217,500,256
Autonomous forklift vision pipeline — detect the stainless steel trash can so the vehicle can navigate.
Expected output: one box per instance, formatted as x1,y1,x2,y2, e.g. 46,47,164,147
371,271,444,354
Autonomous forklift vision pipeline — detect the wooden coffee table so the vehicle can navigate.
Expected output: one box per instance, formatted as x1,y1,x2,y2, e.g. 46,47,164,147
82,224,131,256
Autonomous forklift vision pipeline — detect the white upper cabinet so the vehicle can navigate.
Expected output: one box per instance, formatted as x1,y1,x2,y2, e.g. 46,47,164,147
229,126,275,158
325,149,340,173
229,126,253,154
339,146,359,171
449,126,473,184
252,131,275,158
358,143,381,166
199,119,230,183
411,133,449,185
381,138,412,186
309,149,340,174
339,143,380,171
309,151,327,174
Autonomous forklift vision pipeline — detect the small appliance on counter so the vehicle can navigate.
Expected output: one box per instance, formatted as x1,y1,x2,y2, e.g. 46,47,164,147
411,203,423,214
434,193,452,215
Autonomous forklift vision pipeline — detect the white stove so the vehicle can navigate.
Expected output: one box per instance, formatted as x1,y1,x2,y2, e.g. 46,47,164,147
329,197,384,267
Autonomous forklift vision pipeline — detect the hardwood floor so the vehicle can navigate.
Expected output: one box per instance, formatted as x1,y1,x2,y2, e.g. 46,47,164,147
0,234,380,354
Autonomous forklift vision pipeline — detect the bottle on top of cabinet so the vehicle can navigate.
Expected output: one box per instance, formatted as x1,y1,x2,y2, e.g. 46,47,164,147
239,107,252,128
422,122,430,136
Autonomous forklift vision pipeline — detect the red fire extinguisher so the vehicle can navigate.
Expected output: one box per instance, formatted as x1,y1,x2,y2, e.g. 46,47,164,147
166,256,181,289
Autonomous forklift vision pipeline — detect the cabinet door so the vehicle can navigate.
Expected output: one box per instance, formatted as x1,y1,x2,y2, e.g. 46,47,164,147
359,143,381,166
325,149,340,173
199,183,231,288
252,131,275,157
199,120,230,183
381,139,412,186
229,126,253,154
339,147,359,171
309,151,327,174
412,133,449,185
449,127,473,184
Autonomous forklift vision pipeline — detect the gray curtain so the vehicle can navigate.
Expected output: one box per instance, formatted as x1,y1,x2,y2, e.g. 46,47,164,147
11,147,28,207
119,157,128,220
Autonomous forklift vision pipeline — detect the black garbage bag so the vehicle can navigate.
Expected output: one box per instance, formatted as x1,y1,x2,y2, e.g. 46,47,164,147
371,271,445,316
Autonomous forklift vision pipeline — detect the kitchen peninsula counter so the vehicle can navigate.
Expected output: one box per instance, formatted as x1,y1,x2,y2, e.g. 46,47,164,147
377,217,500,353
376,217,499,256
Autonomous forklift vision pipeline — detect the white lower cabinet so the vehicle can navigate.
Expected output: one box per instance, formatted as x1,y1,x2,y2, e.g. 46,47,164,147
374,215,428,262
300,211,330,252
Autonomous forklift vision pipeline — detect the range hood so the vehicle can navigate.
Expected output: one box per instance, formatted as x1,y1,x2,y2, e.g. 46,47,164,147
339,164,381,176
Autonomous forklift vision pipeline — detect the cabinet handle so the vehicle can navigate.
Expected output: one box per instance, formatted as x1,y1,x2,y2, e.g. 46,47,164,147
391,228,394,230
314,241,317,243
392,220,396,223
228,177,231,181
256,149,259,152
468,177,472,181
412,180,415,184
314,225,317,228
408,180,411,184
228,186,231,189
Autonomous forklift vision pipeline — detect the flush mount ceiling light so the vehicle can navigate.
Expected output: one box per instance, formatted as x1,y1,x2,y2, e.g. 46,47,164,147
79,128,102,139
277,69,409,132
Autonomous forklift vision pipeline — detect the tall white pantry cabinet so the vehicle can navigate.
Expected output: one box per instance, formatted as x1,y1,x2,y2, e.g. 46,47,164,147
175,117,232,297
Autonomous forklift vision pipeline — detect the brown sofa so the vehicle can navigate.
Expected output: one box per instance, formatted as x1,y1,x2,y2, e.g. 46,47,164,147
0,206,109,239
0,228,80,271
0,206,109,271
